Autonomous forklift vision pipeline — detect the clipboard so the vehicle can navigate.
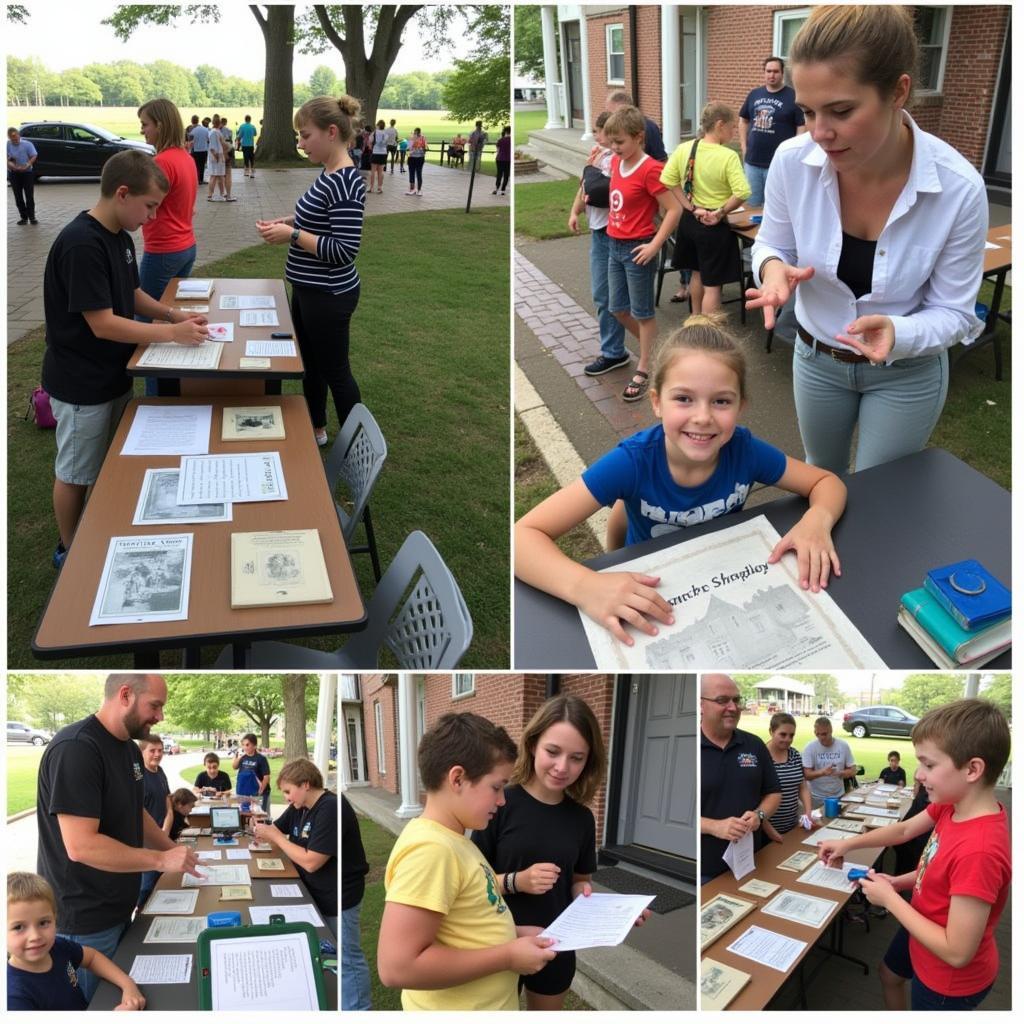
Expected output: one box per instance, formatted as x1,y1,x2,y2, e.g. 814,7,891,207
195,923,327,1009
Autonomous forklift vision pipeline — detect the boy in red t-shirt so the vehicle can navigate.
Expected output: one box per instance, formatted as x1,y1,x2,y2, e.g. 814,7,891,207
818,699,1010,1011
603,106,681,403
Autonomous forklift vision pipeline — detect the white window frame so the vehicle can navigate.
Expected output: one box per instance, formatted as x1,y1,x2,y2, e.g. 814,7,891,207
606,24,625,85
374,700,386,774
915,6,952,95
452,673,475,699
772,7,811,62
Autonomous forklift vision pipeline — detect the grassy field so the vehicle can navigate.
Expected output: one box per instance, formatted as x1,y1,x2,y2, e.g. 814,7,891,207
6,748,46,816
514,108,547,147
8,208,510,669
514,178,583,241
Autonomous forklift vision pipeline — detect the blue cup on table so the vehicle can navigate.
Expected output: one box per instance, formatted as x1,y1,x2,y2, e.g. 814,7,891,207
240,800,251,813
824,796,840,818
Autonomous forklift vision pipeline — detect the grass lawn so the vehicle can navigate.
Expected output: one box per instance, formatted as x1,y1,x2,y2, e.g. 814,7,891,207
177,756,289,792
353,813,593,1010
8,207,510,669
514,179,584,240
6,748,46,816
514,108,547,147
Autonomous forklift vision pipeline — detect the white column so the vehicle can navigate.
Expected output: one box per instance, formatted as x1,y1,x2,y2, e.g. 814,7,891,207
661,5,681,150
339,705,352,791
578,16,593,141
541,6,563,130
313,672,336,783
557,20,571,126
395,673,423,819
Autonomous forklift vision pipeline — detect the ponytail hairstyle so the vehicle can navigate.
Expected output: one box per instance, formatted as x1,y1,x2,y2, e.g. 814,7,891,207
651,311,747,398
294,94,362,147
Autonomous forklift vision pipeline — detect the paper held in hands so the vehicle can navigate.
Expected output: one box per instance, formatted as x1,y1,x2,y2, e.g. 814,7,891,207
723,830,755,880
538,892,654,951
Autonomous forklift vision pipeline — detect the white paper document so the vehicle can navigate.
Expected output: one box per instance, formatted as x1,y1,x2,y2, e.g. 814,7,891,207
206,322,235,342
580,516,885,670
245,339,296,358
177,452,287,505
197,849,223,860
761,890,838,929
538,892,654,951
136,342,224,371
984,241,1000,250
727,925,807,973
122,404,212,457
722,830,755,880
226,849,252,860
90,534,192,626
209,932,319,1010
239,309,280,326
220,294,276,309
800,827,860,848
143,916,209,943
141,889,199,915
133,468,232,526
796,861,872,894
270,884,303,898
128,954,193,984
247,903,325,928
181,864,252,887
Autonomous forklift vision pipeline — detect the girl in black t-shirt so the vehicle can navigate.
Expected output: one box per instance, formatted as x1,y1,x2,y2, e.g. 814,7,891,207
471,695,650,1010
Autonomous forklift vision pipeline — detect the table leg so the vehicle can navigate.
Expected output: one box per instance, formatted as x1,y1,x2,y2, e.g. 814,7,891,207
987,270,1007,381
182,646,201,668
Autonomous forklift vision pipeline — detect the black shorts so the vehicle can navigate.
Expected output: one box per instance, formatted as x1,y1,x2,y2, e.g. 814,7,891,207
672,214,741,286
518,949,576,996
387,145,397,154
371,153,387,165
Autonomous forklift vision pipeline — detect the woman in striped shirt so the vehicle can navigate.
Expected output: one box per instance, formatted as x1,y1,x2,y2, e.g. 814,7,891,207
762,712,814,840
257,95,366,445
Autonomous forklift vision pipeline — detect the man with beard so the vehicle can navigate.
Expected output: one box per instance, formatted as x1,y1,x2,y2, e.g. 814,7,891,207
36,674,202,1002
699,673,780,884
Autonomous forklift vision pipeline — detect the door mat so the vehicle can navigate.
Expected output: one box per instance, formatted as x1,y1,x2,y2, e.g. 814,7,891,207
591,866,695,914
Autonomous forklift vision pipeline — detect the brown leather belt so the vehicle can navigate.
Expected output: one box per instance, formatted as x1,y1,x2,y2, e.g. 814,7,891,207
797,325,871,364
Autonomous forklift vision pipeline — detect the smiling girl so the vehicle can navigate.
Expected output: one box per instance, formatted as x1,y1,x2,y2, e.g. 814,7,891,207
515,312,847,645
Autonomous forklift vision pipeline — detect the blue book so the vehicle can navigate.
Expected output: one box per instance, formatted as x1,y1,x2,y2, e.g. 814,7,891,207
923,560,1011,631
900,588,1011,665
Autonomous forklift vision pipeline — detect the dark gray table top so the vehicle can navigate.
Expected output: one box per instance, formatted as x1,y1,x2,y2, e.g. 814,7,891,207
514,448,1011,670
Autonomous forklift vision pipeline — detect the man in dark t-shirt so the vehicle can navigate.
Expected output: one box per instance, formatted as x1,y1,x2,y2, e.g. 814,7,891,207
36,674,201,1002
700,674,781,883
341,795,371,1011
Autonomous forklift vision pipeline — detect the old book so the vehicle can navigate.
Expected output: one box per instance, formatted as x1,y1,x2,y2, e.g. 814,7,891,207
230,530,332,609
175,278,214,299
222,406,286,441
701,958,751,1011
256,858,285,871
701,893,756,951
219,885,252,901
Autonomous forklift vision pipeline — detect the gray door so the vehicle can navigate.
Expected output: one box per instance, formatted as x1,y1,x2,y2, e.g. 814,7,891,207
631,676,696,854
565,22,584,123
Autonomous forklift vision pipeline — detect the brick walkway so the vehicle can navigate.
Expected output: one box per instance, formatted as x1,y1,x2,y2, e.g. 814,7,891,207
7,162,506,344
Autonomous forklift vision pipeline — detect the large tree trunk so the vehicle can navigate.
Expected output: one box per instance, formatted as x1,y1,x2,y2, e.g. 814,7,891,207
282,676,309,761
251,4,299,162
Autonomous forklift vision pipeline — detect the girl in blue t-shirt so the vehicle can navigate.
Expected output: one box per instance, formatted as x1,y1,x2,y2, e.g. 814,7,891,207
515,311,847,645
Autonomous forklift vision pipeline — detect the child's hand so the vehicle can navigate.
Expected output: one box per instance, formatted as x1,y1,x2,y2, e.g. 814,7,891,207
114,984,146,1011
574,571,675,646
507,935,557,974
568,211,580,234
817,837,850,867
631,241,659,265
170,319,210,346
858,869,897,909
519,862,561,895
767,508,841,592
745,261,815,329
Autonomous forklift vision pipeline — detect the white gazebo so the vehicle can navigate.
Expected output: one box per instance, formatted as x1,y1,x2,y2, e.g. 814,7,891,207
754,676,816,715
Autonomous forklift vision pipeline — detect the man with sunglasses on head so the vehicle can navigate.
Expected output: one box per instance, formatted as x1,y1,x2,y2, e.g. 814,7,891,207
699,673,781,884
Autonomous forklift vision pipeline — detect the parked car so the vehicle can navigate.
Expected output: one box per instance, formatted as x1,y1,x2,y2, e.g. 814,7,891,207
841,705,919,739
7,721,51,745
18,121,155,179
162,737,182,755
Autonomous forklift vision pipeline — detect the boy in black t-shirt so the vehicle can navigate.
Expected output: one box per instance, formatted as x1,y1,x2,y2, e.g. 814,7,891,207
137,735,172,912
168,789,198,841
42,149,210,569
880,751,908,787
193,753,233,796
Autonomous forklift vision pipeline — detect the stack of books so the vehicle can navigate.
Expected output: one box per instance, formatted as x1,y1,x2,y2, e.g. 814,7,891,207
898,560,1011,668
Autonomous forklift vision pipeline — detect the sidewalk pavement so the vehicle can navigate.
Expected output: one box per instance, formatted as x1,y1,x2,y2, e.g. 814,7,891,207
7,162,507,344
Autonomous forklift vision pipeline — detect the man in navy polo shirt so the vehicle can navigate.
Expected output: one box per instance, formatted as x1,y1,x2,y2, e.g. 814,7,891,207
700,673,781,884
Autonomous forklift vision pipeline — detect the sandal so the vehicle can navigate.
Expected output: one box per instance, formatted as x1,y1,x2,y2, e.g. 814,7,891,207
622,371,649,402
314,427,328,447
670,290,689,303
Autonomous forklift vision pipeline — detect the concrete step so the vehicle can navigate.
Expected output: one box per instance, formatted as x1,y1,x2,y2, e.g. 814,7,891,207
574,941,695,1011
523,128,593,178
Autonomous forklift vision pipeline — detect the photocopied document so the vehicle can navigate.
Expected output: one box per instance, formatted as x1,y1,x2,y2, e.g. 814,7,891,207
141,889,199,915
726,925,807,973
136,342,224,371
177,452,287,505
245,339,297,358
128,954,193,984
248,903,325,928
270,884,303,898
722,831,755,880
181,864,252,887
539,892,654,951
220,294,276,309
239,309,280,327
121,405,212,457
143,917,209,943
226,849,252,860
797,861,873,894
209,932,319,1010
197,850,223,860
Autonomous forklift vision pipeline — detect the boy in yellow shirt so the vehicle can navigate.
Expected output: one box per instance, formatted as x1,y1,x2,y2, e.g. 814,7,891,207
378,713,556,1010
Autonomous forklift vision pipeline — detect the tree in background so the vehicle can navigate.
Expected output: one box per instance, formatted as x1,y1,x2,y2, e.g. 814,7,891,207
282,675,312,761
980,674,1011,720
442,4,509,127
887,674,972,717
6,675,105,733
309,64,340,97
513,4,546,81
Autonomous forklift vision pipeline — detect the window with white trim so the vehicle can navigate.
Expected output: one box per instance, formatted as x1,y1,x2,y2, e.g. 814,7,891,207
914,7,950,93
374,700,386,774
453,673,475,698
606,25,625,84
773,8,810,62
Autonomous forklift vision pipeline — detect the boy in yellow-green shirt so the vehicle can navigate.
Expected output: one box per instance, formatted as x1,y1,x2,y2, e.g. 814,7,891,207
378,713,556,1010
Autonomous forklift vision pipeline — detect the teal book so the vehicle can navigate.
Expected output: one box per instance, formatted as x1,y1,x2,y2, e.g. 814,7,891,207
901,588,1012,664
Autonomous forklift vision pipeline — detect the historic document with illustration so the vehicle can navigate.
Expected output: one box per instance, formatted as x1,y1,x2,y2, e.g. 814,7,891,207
579,516,884,670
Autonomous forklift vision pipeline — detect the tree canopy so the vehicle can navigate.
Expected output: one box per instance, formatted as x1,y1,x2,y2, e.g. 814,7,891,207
442,5,509,126
513,5,546,81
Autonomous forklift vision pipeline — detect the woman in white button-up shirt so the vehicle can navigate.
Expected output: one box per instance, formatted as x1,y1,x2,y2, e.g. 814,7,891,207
747,5,987,474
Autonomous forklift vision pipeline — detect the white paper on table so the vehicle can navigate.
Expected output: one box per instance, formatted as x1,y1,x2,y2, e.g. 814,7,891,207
796,860,872,894
181,864,252,887
89,534,192,626
197,849,223,860
722,830,755,880
760,889,838,929
128,954,193,984
206,322,235,342
984,241,1000,250
122,405,212,456
136,341,224,371
874,784,898,793
133,468,232,526
727,925,807,973
141,889,199,915
143,916,209,943
209,932,319,1010
270,883,303,898
177,452,287,505
580,516,884,671
176,279,213,297
245,339,297,358
538,892,654,951
220,294,276,309
225,849,252,860
239,309,280,327
801,827,860,847
247,903,325,928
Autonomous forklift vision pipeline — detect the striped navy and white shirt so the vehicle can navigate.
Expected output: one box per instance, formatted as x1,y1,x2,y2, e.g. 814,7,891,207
285,167,365,295
768,746,806,834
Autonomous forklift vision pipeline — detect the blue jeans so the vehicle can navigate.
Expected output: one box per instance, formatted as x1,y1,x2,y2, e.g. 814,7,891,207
138,245,198,396
743,162,770,208
589,227,626,359
792,338,949,473
607,235,657,321
341,902,372,1010
59,921,128,1004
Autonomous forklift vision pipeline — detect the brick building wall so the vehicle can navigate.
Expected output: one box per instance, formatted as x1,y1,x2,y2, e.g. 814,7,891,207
585,7,663,129
360,675,399,795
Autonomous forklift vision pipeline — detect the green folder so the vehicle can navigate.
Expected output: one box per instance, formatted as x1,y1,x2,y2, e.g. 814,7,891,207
195,923,327,1010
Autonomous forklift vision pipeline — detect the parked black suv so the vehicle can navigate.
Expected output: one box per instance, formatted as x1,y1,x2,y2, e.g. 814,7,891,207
18,121,155,179
841,705,919,739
